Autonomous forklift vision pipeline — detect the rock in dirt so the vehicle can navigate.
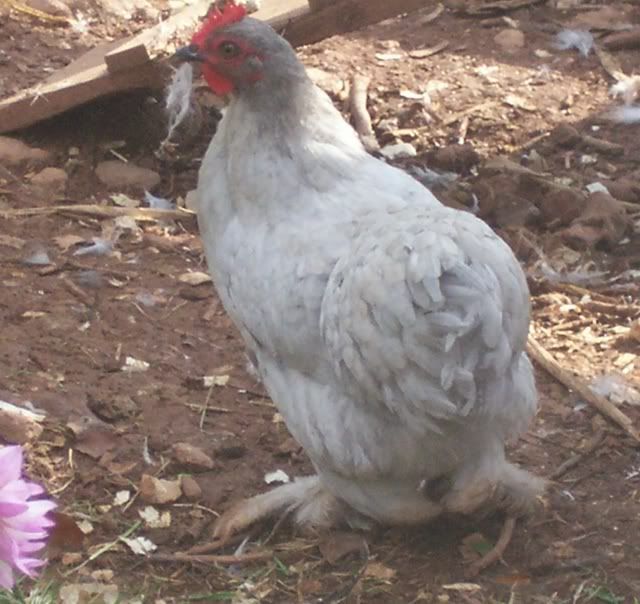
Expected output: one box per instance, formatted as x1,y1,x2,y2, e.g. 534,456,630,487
0,136,49,164
30,167,68,192
426,144,480,175
0,400,45,444
605,179,640,204
494,29,525,53
561,191,631,249
180,475,202,500
172,442,215,470
380,142,417,160
537,187,586,226
95,161,161,190
140,474,182,504
23,0,72,16
87,394,139,422
550,123,581,149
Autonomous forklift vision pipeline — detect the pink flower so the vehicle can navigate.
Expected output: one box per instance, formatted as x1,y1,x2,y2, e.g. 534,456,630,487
0,446,56,590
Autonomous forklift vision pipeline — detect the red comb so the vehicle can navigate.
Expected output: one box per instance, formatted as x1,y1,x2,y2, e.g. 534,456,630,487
192,2,247,46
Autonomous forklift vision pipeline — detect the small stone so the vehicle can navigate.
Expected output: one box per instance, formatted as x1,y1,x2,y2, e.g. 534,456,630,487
494,29,525,53
380,142,417,160
0,400,44,444
30,167,68,192
139,474,182,504
0,136,49,165
96,160,161,190
180,475,202,500
172,442,215,470
605,179,640,203
551,123,581,148
537,187,585,226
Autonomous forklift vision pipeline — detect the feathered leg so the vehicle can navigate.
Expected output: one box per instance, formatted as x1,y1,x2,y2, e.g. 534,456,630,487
214,475,342,541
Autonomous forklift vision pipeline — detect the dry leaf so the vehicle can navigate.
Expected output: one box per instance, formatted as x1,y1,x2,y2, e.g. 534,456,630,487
113,490,131,506
139,474,182,504
319,532,367,564
71,423,118,460
364,561,396,582
48,512,85,552
139,506,172,528
122,356,150,372
203,374,229,387
121,535,157,555
264,469,290,484
53,234,85,252
77,519,94,535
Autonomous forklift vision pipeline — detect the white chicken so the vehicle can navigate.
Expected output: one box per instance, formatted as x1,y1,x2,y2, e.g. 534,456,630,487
176,2,544,541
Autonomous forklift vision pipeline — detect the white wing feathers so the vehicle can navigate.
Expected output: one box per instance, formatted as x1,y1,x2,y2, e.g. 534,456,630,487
320,207,533,434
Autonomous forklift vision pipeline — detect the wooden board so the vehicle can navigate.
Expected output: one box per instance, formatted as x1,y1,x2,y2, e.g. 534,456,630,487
0,0,425,133
281,0,430,47
0,0,309,133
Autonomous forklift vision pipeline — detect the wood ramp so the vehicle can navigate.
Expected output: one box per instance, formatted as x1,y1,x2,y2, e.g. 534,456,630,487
0,0,428,133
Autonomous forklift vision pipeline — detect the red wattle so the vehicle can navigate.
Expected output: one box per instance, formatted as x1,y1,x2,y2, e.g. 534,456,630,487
203,66,234,95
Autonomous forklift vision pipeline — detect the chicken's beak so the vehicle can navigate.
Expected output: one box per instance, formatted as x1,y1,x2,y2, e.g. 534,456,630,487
173,44,204,63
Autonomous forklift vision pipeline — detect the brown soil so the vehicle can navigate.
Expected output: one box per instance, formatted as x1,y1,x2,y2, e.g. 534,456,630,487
1,1,640,602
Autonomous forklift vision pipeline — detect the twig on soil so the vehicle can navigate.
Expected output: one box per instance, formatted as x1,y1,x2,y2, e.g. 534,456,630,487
581,300,640,319
549,430,606,480
443,101,496,127
185,531,250,555
62,521,141,577
61,276,94,307
0,164,30,191
466,516,516,577
151,550,274,564
527,335,640,443
349,74,379,153
0,204,195,222
199,383,216,430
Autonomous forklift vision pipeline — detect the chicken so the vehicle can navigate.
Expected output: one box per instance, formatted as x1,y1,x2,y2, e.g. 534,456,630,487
176,2,545,541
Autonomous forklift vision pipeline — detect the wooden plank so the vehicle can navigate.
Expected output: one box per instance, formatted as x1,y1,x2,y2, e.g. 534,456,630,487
0,0,308,133
281,0,429,47
0,0,425,133
105,44,151,74
307,0,339,11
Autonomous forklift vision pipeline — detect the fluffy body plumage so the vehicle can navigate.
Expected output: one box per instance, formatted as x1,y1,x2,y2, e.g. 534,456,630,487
188,13,543,537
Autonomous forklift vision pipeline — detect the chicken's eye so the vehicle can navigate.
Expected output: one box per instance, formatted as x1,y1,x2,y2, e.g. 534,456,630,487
218,41,241,59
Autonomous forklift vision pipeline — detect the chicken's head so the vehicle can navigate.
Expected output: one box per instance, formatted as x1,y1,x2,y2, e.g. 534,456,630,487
175,1,301,97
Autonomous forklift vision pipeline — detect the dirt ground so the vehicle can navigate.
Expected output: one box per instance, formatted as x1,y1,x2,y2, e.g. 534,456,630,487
1,0,640,602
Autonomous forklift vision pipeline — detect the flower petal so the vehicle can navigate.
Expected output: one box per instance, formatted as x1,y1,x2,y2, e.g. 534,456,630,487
0,559,15,590
0,447,22,489
0,501,29,517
